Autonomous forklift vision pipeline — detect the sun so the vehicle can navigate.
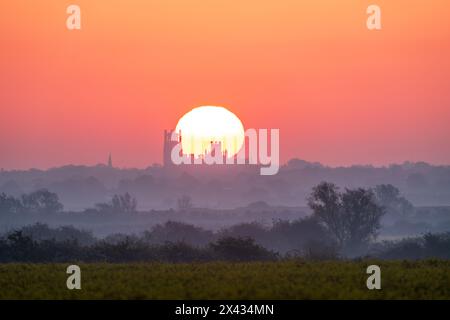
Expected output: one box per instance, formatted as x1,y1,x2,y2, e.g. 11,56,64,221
175,106,245,158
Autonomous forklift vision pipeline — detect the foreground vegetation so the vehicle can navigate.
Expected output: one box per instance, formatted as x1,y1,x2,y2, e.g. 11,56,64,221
1,222,450,263
2,182,448,261
1,183,448,300
0,260,449,299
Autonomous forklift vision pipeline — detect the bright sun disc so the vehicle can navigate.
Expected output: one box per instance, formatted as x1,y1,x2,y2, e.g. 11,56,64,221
175,106,245,158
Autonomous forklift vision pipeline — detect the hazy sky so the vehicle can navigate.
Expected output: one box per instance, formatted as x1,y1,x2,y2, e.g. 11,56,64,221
1,0,449,169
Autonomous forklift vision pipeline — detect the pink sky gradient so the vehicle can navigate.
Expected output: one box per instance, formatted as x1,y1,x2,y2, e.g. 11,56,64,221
0,0,449,169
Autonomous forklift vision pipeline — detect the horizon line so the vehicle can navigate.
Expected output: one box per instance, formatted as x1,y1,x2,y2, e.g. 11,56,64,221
1,158,449,173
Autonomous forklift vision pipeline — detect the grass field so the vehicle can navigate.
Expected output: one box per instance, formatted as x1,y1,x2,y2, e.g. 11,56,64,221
0,260,449,299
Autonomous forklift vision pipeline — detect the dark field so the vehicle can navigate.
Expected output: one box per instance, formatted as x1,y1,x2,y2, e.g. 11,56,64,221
0,260,449,299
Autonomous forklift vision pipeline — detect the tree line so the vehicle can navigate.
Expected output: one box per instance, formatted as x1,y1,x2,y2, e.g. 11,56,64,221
0,189,63,214
1,222,449,263
0,181,420,260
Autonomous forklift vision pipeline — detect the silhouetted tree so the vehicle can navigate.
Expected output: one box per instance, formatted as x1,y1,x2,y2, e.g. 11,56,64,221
0,193,23,214
374,184,414,220
308,182,384,251
21,189,63,214
94,193,137,214
307,182,343,244
177,195,193,211
341,188,385,248
112,193,137,214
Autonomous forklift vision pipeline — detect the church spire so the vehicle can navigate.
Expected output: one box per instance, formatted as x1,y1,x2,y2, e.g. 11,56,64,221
108,153,112,168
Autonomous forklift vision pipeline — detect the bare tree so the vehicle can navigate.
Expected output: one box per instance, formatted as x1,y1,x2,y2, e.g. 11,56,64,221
177,195,193,212
111,193,137,214
94,192,137,214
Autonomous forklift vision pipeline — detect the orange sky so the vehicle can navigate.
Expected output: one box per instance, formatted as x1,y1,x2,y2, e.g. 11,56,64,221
0,0,449,169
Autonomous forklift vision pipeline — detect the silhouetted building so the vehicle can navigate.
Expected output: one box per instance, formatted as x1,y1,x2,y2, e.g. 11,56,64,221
163,130,248,167
163,130,180,167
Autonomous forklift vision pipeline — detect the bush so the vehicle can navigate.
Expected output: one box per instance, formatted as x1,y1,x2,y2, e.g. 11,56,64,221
210,237,277,261
146,221,214,247
376,232,450,260
20,223,96,246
